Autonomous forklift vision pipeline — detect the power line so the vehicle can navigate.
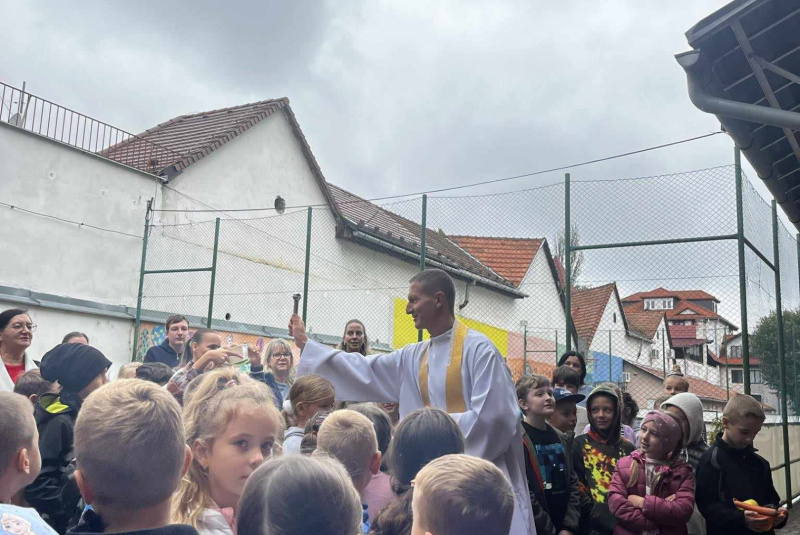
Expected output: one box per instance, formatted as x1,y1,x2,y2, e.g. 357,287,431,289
0,200,142,238
152,131,724,213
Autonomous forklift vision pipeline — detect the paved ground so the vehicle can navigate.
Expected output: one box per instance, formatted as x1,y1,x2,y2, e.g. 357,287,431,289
782,508,800,535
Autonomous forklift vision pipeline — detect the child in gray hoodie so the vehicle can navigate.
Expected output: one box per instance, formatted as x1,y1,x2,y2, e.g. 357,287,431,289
662,392,709,535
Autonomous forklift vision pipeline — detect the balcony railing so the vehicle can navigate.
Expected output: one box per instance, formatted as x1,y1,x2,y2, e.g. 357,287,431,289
0,81,186,175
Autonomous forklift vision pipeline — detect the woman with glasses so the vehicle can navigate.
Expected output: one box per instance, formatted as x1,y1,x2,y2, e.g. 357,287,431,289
265,338,294,401
0,308,39,391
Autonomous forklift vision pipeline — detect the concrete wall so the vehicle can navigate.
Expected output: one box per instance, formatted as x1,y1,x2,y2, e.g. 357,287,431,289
0,123,155,306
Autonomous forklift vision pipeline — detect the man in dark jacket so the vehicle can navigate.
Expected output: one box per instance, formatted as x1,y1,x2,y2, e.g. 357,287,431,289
25,344,111,535
696,394,787,535
143,315,191,368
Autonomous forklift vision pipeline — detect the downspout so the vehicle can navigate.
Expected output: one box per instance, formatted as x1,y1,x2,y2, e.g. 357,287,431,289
675,49,800,223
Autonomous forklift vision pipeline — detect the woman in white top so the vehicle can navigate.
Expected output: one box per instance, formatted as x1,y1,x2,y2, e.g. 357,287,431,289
0,309,38,392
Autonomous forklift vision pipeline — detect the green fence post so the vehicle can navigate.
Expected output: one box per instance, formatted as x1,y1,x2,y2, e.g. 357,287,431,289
303,207,312,323
555,330,559,365
565,173,572,352
418,194,427,342
735,147,751,395
131,199,152,363
793,324,798,415
207,218,220,328
772,200,792,507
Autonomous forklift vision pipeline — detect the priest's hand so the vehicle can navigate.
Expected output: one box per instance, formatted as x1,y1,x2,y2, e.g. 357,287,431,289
289,314,308,350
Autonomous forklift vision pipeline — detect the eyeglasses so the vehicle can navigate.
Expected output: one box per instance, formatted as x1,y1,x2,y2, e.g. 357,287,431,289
9,323,36,332
272,352,292,359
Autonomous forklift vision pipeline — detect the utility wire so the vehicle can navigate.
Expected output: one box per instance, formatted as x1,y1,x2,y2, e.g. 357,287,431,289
153,131,724,214
0,200,142,238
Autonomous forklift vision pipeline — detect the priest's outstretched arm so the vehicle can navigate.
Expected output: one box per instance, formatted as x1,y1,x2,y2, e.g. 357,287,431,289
292,315,403,403
451,338,520,463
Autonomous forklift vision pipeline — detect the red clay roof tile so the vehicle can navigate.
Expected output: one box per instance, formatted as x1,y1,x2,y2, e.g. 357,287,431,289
571,283,617,347
448,236,543,286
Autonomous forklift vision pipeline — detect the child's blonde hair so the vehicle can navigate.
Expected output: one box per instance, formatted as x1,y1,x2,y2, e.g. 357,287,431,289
664,365,690,392
173,368,283,527
117,362,143,379
723,393,766,424
284,374,335,426
0,392,36,479
74,380,184,509
238,455,362,535
414,454,513,535
315,409,378,491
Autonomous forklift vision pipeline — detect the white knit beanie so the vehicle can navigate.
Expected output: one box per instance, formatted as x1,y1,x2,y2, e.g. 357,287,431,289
661,392,704,444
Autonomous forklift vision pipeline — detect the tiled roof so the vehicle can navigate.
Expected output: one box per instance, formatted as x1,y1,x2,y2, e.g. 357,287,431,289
621,288,719,303
448,236,542,286
622,295,738,329
101,99,290,176
708,352,761,366
625,311,666,340
669,324,699,340
328,185,520,292
628,361,732,402
571,283,617,347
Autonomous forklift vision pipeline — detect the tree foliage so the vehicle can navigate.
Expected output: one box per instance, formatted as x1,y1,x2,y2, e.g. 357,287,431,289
750,309,800,412
554,224,584,284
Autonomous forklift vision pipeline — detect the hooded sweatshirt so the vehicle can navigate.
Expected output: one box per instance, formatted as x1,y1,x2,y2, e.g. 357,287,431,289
575,384,635,535
25,391,83,534
661,393,708,471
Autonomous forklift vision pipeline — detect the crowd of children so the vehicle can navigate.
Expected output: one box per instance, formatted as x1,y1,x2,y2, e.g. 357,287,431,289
0,306,792,535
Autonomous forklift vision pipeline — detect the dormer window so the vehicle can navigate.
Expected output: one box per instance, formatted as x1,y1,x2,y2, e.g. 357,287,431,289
644,298,673,310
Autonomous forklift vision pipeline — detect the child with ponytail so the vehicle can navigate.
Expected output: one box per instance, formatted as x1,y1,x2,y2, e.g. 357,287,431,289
173,368,283,535
281,374,335,455
608,410,695,535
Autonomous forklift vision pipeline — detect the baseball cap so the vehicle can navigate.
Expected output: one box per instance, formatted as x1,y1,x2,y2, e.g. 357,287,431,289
553,387,585,404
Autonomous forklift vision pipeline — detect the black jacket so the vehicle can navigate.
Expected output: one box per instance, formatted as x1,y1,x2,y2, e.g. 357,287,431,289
68,508,199,535
696,433,786,535
143,340,190,368
26,391,83,534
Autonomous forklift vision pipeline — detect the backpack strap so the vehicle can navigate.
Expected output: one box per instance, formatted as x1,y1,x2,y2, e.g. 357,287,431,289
708,444,727,504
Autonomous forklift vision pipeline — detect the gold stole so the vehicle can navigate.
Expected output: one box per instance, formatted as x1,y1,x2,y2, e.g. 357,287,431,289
418,320,468,413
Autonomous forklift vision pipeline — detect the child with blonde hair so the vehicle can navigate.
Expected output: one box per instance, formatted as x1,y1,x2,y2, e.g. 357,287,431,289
173,369,283,535
117,362,142,379
282,374,335,455
314,409,381,532
71,380,194,535
608,410,694,535
664,366,690,397
237,455,362,535
412,453,514,535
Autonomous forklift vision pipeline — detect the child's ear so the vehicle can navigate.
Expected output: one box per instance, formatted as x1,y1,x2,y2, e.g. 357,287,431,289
75,470,94,505
370,452,381,476
15,447,30,475
181,445,193,477
28,394,38,405
192,439,210,469
517,398,528,412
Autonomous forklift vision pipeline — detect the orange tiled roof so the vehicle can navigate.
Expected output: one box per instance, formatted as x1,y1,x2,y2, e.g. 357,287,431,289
571,283,617,347
448,236,543,286
622,296,738,329
625,311,666,339
628,361,732,402
621,288,719,303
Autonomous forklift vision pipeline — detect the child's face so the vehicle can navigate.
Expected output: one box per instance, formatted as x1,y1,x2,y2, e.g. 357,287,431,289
589,395,616,432
520,386,554,418
192,332,223,360
549,401,577,434
722,415,763,450
78,369,109,399
663,377,688,396
198,408,277,508
554,381,578,395
639,420,668,459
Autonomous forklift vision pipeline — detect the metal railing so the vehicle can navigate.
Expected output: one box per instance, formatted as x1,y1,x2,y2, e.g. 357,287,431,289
0,82,186,175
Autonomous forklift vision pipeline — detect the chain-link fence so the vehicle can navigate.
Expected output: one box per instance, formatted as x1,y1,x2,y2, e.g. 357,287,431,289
134,152,800,502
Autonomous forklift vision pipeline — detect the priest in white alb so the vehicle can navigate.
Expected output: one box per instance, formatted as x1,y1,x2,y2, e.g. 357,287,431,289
289,268,536,535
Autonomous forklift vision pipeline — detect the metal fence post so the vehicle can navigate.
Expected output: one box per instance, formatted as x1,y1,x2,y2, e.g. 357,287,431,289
772,200,792,506
793,324,798,415
131,199,152,362
419,194,427,342
522,323,528,377
735,146,751,395
303,207,313,323
565,173,572,352
555,330,559,365
207,218,221,328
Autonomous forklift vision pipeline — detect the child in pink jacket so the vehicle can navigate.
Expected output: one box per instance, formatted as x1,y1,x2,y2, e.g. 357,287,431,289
608,410,695,535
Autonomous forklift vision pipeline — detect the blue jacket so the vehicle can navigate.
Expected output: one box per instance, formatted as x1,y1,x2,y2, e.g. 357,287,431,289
143,339,190,368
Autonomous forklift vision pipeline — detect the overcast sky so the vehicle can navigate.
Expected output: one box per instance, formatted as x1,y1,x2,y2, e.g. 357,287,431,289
3,0,768,198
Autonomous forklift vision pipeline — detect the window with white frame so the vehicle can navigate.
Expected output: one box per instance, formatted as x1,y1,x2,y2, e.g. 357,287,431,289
650,349,659,359
644,298,674,310
750,370,762,384
730,345,742,358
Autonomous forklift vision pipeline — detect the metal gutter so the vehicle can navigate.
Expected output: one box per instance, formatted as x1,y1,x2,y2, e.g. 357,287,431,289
675,49,800,223
352,230,529,298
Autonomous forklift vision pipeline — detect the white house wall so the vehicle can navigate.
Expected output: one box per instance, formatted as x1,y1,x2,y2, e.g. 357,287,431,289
589,293,645,361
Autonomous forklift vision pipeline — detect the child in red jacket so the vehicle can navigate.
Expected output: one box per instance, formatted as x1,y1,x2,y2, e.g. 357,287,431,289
608,410,695,535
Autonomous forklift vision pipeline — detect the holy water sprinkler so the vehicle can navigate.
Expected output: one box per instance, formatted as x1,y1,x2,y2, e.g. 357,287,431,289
292,293,301,315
